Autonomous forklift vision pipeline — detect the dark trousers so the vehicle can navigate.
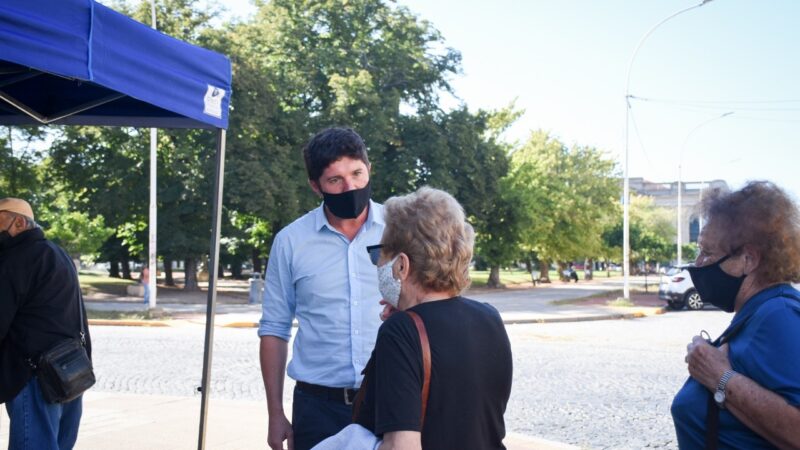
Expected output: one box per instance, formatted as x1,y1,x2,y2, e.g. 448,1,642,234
292,385,353,450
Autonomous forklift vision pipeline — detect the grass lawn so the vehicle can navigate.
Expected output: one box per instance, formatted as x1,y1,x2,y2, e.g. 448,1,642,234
469,268,624,288
79,271,136,296
86,309,162,320
469,269,537,287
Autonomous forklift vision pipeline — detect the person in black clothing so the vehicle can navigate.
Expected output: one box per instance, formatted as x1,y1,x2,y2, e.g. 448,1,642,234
0,197,91,449
357,187,513,450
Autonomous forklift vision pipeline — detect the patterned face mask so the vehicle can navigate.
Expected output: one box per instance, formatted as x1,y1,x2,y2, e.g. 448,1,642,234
377,255,401,307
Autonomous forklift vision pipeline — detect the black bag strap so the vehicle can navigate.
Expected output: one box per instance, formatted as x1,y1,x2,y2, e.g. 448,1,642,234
57,246,88,346
704,290,800,449
25,248,87,370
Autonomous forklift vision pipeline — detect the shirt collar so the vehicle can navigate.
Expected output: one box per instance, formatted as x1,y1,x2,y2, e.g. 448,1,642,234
314,199,382,232
732,283,795,325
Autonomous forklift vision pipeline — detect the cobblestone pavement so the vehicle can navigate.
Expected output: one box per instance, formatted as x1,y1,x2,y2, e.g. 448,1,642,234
87,309,733,449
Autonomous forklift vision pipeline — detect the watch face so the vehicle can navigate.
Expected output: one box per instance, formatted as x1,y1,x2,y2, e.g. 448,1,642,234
714,390,726,405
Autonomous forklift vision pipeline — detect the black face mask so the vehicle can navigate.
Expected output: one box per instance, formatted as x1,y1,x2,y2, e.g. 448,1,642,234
321,181,371,219
687,254,747,313
0,220,13,246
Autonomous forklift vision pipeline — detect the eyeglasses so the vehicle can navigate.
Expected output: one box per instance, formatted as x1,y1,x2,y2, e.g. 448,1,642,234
366,244,383,265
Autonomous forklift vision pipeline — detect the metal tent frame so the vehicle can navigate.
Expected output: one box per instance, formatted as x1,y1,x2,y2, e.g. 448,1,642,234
1,1,232,448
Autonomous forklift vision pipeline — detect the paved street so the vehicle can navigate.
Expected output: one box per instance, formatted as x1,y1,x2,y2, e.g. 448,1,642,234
1,306,734,449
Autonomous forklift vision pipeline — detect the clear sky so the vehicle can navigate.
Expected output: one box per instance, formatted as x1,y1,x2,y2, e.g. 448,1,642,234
219,0,800,199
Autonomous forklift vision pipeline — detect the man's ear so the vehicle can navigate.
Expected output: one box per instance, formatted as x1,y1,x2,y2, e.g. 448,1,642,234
308,179,322,198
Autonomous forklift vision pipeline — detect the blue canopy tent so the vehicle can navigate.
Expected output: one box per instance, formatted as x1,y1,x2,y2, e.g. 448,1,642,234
1,0,231,447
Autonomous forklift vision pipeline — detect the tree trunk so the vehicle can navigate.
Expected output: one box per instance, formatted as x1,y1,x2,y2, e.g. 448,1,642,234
585,258,594,281
109,260,120,278
184,257,199,291
231,261,243,279
164,261,175,286
606,257,611,278
557,261,568,282
252,247,262,276
121,257,132,280
538,260,551,283
487,265,502,288
218,262,225,278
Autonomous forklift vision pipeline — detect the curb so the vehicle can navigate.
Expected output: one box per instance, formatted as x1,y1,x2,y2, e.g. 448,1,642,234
222,322,259,328
88,319,170,327
502,306,667,325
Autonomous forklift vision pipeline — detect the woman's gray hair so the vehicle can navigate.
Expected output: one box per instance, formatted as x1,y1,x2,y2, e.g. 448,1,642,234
382,187,475,294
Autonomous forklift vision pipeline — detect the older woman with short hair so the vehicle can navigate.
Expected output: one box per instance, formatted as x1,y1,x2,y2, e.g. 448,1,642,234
354,187,513,450
671,181,800,448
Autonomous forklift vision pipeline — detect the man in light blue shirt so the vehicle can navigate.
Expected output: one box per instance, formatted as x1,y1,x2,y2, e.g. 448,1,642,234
259,127,385,450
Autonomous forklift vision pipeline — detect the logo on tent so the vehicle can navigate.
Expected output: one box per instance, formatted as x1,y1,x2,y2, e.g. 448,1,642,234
204,85,226,119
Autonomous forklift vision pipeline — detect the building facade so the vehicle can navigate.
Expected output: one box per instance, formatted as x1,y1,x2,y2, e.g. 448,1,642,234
629,178,729,244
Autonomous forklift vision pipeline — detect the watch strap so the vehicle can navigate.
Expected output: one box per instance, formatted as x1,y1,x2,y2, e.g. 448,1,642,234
715,369,736,408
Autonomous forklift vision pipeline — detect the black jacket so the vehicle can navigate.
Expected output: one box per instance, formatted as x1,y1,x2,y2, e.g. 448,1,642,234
0,228,92,403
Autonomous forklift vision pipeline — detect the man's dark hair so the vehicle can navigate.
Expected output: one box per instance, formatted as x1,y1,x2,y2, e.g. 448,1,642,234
303,127,369,182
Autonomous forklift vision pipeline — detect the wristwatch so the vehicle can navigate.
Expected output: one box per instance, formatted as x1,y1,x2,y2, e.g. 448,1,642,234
714,370,737,409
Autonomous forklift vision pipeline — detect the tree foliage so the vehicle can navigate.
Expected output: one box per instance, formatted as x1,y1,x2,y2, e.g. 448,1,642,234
602,194,676,269
505,131,619,280
4,0,632,290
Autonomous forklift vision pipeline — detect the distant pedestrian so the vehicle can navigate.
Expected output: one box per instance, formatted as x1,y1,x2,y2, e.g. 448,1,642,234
141,266,150,305
0,197,92,449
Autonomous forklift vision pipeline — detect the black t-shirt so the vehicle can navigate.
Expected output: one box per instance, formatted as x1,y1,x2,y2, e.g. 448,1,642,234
355,296,512,450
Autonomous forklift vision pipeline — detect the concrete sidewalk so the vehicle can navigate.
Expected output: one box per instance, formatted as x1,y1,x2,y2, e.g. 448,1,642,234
0,391,577,450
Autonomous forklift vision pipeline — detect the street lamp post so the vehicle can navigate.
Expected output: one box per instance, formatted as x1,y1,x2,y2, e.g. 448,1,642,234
623,0,715,299
676,111,733,267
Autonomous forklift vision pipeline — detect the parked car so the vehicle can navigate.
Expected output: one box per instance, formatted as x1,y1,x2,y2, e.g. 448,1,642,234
658,265,704,310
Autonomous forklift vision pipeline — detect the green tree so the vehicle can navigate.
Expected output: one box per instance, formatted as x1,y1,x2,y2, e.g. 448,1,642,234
0,127,46,202
602,194,677,271
224,0,462,212
40,208,113,262
507,131,619,282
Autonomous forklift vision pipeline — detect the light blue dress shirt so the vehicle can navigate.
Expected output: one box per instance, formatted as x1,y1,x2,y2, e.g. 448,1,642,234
258,200,385,388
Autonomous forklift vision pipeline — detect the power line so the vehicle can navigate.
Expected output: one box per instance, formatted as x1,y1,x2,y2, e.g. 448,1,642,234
629,95,800,104
629,95,800,112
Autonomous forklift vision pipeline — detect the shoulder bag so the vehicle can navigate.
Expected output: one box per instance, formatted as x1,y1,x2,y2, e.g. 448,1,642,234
27,251,95,403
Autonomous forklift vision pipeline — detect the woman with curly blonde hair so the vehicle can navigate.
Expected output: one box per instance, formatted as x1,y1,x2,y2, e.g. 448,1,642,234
672,181,800,448
353,186,513,450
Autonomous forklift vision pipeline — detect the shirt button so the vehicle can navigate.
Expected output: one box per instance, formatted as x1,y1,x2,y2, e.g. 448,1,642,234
353,301,359,306
354,330,360,335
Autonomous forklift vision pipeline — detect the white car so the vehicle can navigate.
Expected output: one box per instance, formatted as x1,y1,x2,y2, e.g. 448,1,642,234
658,266,704,310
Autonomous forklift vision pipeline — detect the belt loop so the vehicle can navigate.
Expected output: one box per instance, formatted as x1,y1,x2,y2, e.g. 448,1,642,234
344,389,353,405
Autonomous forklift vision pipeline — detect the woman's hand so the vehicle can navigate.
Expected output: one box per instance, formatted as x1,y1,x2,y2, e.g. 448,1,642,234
379,299,399,321
685,335,731,391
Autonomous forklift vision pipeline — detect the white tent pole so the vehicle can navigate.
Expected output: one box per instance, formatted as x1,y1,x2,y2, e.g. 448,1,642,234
148,1,158,309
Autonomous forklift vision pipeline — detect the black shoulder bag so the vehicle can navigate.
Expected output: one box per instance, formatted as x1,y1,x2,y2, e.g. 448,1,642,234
27,253,96,404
